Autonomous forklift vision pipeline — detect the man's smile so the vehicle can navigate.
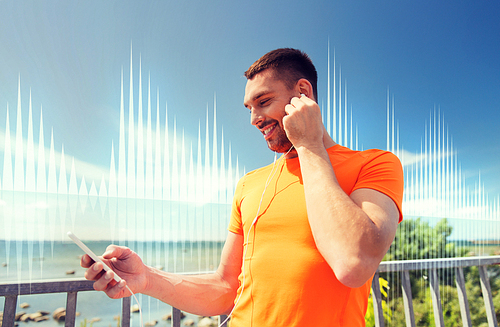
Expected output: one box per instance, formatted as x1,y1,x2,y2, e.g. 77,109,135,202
260,123,278,140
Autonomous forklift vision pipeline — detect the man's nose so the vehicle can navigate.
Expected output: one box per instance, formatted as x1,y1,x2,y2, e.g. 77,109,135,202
250,108,264,126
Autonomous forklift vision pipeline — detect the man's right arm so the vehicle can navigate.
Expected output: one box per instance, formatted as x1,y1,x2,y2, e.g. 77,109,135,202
82,232,243,316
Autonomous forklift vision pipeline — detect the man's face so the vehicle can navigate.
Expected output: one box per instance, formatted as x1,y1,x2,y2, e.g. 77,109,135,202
243,70,298,154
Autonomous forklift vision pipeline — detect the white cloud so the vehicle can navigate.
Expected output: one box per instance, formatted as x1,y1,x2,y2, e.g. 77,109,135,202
398,148,455,168
0,130,109,187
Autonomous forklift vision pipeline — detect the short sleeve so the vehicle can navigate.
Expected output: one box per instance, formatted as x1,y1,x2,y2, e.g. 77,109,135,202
228,175,245,235
352,151,404,222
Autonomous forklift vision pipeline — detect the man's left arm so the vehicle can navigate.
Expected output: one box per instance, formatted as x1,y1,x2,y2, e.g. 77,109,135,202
284,94,400,288
298,146,399,288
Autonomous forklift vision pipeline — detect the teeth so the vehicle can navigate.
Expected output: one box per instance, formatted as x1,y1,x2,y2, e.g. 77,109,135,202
263,126,273,135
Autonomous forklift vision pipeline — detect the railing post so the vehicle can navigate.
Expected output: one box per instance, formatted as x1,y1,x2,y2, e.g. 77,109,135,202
2,294,18,327
455,267,472,327
371,271,385,327
479,265,499,327
65,291,78,327
401,270,415,327
429,268,445,327
121,296,131,327
219,314,229,327
172,307,182,327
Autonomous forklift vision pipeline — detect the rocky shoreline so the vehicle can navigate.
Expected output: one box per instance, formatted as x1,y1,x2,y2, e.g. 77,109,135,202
0,304,69,327
1,303,225,327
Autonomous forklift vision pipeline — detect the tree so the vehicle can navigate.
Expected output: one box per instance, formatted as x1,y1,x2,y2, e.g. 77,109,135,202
384,217,467,290
384,217,466,262
366,217,499,326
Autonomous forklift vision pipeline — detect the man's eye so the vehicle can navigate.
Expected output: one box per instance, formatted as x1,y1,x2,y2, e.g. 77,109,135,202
260,99,270,106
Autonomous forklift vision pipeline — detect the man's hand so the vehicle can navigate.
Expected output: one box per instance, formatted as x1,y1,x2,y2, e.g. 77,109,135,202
81,245,148,299
80,234,242,316
283,95,324,150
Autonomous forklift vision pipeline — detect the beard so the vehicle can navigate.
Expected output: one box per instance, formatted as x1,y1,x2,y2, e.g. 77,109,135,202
265,121,294,153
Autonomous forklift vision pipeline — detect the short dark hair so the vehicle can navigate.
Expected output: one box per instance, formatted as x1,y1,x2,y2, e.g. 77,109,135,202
244,48,318,101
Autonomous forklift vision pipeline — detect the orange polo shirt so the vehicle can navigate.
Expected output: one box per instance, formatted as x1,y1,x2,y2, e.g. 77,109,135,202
228,145,404,326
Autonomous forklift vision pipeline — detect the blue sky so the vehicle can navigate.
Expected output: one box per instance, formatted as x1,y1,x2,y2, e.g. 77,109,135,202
0,0,499,197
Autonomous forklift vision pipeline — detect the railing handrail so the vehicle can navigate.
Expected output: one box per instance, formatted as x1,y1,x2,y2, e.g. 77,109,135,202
0,279,94,296
378,255,500,272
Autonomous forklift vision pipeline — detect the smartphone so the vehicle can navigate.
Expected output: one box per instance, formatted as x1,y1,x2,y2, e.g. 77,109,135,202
67,231,122,282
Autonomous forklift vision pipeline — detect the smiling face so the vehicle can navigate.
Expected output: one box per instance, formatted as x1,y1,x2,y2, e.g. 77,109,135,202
244,69,298,154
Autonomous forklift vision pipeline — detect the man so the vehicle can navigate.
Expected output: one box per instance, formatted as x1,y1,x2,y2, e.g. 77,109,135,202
82,48,403,326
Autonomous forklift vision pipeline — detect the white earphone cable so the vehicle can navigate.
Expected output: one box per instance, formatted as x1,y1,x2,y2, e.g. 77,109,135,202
126,285,144,327
218,146,293,326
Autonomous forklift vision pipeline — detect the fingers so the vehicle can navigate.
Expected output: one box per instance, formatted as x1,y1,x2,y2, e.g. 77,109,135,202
80,254,93,268
102,244,121,259
84,262,127,295
286,95,314,113
285,95,317,118
92,273,128,299
103,280,128,299
80,245,137,299
285,97,300,114
84,261,104,281
92,268,121,291
103,244,130,260
82,254,117,282
283,95,323,148
80,246,122,268
291,94,315,107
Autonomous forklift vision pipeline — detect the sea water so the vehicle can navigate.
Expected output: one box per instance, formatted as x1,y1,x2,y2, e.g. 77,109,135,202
0,239,224,327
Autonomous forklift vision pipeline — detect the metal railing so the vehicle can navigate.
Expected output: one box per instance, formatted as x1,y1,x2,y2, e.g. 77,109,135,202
1,256,499,327
372,255,500,327
0,280,107,327
0,279,228,327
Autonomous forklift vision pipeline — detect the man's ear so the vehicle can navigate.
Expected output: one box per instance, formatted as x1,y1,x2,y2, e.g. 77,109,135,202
296,78,314,100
